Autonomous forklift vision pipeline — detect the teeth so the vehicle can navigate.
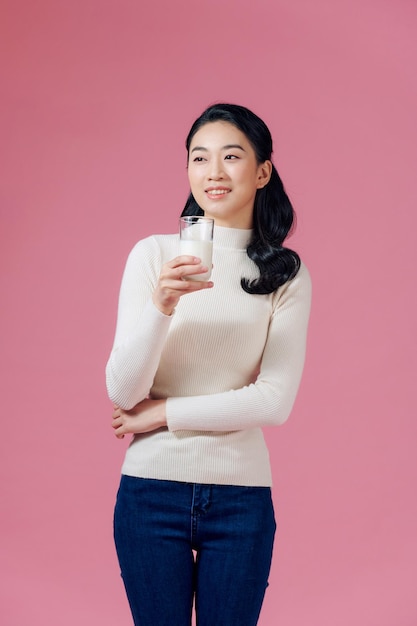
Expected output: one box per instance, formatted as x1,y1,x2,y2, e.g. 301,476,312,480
208,189,229,195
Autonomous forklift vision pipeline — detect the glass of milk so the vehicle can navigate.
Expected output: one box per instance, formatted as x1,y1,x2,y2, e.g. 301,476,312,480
179,216,214,281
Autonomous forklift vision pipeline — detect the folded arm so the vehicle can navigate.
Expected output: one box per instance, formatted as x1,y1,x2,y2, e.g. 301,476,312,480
166,264,312,432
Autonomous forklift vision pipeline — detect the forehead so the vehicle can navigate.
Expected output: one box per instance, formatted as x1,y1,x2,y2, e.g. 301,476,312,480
189,121,251,149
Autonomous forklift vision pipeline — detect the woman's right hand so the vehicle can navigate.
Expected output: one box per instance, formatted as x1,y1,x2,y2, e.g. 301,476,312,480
152,255,213,316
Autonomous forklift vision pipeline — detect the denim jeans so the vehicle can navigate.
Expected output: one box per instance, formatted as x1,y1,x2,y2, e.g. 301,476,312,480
114,475,276,626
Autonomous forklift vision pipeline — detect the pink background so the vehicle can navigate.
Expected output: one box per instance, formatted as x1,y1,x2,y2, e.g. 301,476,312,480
1,0,416,624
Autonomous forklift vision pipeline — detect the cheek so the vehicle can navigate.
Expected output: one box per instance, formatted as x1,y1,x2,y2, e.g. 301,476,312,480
188,171,203,195
187,165,196,182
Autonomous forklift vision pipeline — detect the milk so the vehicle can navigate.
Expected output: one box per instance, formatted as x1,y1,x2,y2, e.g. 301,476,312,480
180,239,213,281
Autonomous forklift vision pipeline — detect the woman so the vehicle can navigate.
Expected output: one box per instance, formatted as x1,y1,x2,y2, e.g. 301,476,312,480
106,103,311,625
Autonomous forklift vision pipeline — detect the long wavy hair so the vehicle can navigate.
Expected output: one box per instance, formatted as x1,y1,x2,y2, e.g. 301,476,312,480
182,103,300,294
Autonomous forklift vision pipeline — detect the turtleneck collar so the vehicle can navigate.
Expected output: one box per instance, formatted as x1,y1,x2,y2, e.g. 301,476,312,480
213,225,253,250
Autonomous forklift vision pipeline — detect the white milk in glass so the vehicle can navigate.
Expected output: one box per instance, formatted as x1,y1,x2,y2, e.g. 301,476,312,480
180,239,213,280
179,219,213,281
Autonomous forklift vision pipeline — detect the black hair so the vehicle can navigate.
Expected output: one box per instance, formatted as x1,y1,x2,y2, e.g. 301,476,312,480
182,103,301,294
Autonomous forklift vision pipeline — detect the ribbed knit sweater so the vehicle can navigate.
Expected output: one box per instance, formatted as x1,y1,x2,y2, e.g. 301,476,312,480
106,226,311,486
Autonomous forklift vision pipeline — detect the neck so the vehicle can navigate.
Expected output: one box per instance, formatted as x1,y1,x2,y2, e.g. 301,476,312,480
212,224,253,250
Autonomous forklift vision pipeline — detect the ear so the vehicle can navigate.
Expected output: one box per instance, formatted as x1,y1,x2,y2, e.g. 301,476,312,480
256,160,272,189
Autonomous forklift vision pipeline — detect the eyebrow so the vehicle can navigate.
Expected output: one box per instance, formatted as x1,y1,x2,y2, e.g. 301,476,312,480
190,144,246,153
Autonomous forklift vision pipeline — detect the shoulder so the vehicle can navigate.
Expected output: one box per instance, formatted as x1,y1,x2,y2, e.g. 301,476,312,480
127,233,178,265
272,260,312,311
279,261,311,293
293,261,312,291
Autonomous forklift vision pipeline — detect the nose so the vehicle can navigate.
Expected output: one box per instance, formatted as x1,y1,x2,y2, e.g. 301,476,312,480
208,156,225,180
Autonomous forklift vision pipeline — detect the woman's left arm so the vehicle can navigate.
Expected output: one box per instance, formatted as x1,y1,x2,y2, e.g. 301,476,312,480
166,264,312,432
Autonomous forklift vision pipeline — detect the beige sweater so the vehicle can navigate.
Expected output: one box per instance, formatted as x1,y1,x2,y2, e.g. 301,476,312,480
106,226,311,486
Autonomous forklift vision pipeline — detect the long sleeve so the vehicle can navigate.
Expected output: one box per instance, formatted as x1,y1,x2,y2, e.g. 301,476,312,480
105,237,173,409
165,263,312,432
108,227,312,487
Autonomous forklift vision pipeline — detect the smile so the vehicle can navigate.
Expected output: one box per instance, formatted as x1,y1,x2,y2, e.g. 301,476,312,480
205,188,231,196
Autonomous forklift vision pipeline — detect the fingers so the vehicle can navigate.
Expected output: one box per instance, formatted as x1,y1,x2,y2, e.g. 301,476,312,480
168,255,202,269
159,277,214,293
153,256,213,315
112,409,125,439
162,257,209,282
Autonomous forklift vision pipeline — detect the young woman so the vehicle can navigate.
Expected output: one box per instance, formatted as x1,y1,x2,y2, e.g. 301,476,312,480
106,103,311,626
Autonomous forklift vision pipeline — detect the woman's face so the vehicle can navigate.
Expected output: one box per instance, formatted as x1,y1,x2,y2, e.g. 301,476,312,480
187,121,271,229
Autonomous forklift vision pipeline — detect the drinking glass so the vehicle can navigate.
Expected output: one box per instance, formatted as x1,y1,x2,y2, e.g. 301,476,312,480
179,216,214,281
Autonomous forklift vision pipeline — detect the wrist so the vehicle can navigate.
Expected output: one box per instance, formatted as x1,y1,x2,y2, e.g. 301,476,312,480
152,294,175,317
155,399,167,428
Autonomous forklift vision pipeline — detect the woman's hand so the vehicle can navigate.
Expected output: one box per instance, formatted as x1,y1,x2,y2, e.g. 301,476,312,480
112,399,167,439
152,255,213,315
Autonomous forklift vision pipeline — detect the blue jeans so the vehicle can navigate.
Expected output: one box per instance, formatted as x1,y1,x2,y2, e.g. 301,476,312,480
114,475,276,626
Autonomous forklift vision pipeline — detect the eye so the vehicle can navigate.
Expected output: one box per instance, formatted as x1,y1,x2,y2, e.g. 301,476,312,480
225,154,238,160
192,156,205,162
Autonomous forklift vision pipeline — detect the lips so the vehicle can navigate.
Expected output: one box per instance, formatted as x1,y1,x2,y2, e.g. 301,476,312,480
205,187,231,198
